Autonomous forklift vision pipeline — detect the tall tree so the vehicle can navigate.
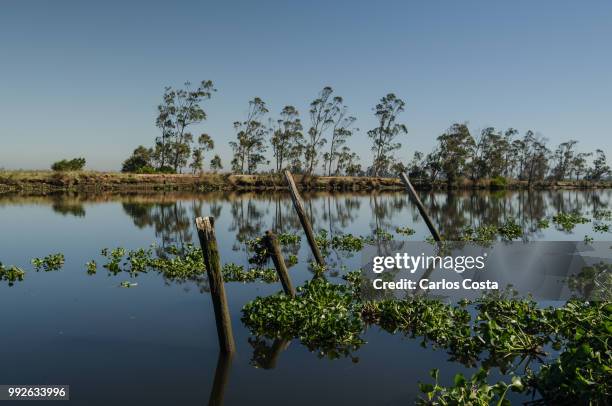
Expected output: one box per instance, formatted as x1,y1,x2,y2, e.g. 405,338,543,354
155,80,216,172
325,102,356,176
552,140,578,180
470,127,514,179
588,149,610,180
230,97,269,174
189,134,214,174
368,93,408,177
270,106,304,172
522,131,550,186
436,123,476,185
210,154,223,173
305,87,343,175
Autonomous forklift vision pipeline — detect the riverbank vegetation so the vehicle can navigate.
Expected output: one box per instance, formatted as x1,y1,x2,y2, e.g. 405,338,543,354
1,170,610,194
113,80,610,189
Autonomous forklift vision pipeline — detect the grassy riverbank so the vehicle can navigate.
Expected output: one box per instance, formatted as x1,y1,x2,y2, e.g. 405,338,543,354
0,170,609,194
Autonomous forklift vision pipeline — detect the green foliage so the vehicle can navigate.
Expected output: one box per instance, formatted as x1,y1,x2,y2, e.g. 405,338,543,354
552,212,590,232
537,218,550,229
417,368,523,406
242,278,365,358
530,301,611,405
593,223,610,233
155,80,216,172
86,260,97,275
31,253,65,272
396,226,416,236
51,157,86,171
330,233,364,252
222,263,278,283
98,244,280,284
0,262,25,286
460,219,522,243
497,219,522,240
121,146,154,173
489,175,507,189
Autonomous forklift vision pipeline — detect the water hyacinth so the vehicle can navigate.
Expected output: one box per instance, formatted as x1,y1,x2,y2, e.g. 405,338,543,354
0,262,26,286
553,212,590,232
31,253,65,272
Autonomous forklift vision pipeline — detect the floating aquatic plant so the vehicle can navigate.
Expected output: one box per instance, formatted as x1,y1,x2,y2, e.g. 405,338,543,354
417,368,524,406
396,226,416,236
119,280,138,288
31,253,65,272
97,244,282,284
0,262,25,286
242,278,365,359
553,212,590,232
537,218,550,229
85,260,97,275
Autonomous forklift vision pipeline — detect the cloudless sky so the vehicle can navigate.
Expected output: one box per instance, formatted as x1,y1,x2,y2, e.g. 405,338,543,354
1,0,610,171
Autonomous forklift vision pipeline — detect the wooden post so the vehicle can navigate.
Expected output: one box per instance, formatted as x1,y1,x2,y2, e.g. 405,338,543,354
283,170,325,265
263,230,295,297
196,216,236,354
399,172,442,242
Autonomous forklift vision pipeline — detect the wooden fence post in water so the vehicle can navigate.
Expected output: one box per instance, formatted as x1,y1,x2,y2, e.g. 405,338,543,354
263,230,295,297
399,172,442,242
196,216,236,354
283,170,325,265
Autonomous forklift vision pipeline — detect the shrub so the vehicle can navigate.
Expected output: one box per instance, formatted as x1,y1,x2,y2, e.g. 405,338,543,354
121,146,152,173
489,175,507,189
51,158,86,171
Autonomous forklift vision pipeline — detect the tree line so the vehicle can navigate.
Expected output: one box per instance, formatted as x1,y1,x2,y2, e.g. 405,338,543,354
121,80,610,183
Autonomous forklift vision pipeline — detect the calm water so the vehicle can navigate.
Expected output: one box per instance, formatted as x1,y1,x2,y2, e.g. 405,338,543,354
0,189,610,405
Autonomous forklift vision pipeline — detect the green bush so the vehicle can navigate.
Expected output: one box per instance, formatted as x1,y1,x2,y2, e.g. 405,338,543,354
51,158,86,171
489,175,507,189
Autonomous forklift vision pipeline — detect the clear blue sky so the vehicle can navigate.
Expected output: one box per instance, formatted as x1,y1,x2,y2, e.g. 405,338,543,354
1,0,610,171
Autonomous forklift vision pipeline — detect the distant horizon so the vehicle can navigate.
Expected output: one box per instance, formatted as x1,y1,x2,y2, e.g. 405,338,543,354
1,0,611,171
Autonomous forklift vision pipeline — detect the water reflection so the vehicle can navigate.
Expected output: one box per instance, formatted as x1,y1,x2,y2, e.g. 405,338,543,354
2,189,610,247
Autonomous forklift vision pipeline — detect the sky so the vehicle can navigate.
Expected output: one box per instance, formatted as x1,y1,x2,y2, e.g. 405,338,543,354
0,0,611,171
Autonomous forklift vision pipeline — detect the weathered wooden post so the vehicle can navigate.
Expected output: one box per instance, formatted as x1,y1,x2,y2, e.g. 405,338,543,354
263,230,295,297
283,170,325,265
196,216,236,354
399,172,442,242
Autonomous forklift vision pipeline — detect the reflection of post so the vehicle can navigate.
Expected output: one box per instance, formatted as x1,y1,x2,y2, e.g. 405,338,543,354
399,173,442,242
196,216,236,354
264,230,296,297
263,339,290,369
283,170,325,265
208,352,234,406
